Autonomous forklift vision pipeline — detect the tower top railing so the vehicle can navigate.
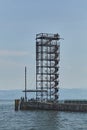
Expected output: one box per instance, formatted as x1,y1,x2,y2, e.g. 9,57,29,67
36,33,60,40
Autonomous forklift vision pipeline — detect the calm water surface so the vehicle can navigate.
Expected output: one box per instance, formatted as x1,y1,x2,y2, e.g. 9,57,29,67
0,100,87,130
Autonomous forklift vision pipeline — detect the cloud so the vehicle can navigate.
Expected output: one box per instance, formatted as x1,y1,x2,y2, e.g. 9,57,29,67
0,50,29,56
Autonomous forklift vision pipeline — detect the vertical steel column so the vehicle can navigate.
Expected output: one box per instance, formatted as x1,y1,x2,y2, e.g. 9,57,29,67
49,43,51,101
41,38,43,101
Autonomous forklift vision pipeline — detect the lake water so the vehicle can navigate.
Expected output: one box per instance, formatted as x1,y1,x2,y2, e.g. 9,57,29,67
0,100,87,130
1,89,87,130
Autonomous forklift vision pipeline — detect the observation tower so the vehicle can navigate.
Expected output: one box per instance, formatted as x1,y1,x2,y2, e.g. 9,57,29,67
36,33,60,102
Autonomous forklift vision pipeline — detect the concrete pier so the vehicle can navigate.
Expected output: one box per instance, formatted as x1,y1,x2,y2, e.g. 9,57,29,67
18,100,87,112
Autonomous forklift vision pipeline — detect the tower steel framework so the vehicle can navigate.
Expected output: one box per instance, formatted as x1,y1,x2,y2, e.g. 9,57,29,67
36,33,60,102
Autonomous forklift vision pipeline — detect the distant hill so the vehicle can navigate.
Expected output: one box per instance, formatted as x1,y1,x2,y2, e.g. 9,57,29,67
0,88,87,100
59,88,87,100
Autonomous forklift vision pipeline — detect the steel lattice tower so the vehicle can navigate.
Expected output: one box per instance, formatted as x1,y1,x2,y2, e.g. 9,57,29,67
36,33,60,102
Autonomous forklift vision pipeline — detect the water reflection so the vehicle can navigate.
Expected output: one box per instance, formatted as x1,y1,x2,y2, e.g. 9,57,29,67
30,110,63,130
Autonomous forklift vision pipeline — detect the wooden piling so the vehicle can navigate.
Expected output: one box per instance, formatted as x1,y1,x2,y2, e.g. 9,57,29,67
15,99,20,111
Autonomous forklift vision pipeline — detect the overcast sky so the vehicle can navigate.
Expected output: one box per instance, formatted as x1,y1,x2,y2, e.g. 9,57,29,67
0,0,87,90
